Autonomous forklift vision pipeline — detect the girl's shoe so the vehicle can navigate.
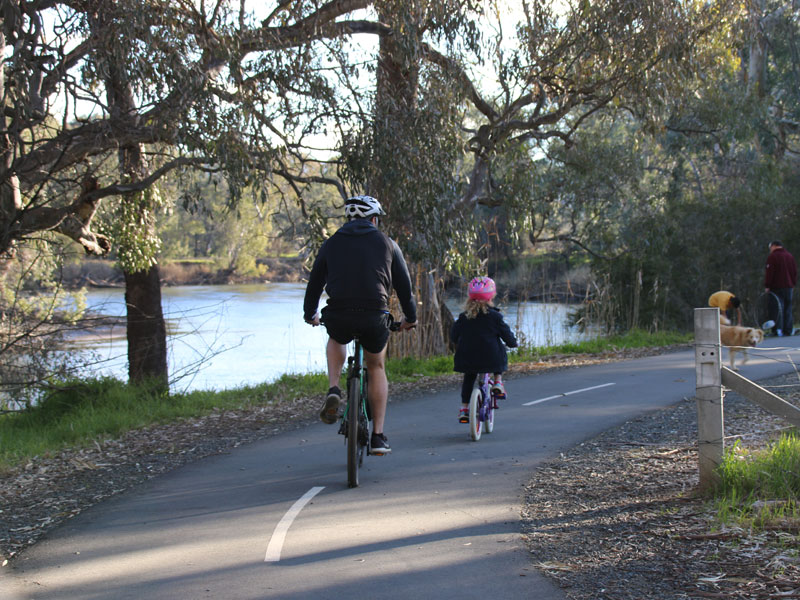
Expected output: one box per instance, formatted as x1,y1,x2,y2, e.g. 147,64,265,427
458,408,469,423
491,382,506,399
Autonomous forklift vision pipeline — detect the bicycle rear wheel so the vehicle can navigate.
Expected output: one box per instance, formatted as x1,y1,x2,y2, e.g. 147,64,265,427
484,394,495,434
468,386,482,441
346,378,360,488
756,292,782,330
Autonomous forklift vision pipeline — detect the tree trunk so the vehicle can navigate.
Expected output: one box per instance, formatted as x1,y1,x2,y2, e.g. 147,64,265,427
745,0,787,100
746,1,768,99
124,266,168,388
373,3,454,358
388,263,453,358
93,2,170,392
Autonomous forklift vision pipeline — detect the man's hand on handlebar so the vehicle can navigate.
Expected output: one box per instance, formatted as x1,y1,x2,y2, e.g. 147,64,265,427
397,317,417,332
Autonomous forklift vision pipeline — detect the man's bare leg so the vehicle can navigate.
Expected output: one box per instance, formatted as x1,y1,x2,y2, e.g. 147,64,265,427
326,338,346,389
319,338,347,424
364,348,388,433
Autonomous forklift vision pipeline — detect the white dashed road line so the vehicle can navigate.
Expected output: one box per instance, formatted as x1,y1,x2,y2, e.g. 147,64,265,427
265,486,325,562
523,382,616,406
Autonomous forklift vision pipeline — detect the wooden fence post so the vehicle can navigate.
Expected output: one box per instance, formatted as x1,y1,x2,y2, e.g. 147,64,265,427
694,307,724,490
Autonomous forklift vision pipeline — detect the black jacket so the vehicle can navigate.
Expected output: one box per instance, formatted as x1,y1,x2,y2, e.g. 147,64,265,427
303,219,417,322
451,307,518,373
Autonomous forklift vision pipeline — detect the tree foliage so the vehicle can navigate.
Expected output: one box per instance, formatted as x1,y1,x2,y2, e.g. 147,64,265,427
5,0,790,377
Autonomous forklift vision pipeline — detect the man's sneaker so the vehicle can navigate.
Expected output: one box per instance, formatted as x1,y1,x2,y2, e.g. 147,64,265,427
458,408,469,423
369,432,391,455
491,381,506,399
319,387,341,424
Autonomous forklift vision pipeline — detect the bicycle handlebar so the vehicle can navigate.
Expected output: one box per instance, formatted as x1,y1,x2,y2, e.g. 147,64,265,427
315,312,415,332
388,314,402,331
387,313,416,332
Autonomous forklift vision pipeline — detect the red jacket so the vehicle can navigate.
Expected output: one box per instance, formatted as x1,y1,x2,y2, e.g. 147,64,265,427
765,247,798,289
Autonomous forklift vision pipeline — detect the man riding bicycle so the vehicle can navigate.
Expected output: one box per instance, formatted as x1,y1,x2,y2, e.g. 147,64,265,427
303,195,417,454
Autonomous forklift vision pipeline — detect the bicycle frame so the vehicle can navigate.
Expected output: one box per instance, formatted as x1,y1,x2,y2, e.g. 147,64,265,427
468,372,497,441
340,338,370,488
330,313,403,488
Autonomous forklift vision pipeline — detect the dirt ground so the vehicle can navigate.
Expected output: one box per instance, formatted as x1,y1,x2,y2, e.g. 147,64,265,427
2,349,799,599
523,370,800,599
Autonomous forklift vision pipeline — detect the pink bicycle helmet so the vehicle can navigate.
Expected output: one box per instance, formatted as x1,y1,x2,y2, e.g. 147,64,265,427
468,276,496,301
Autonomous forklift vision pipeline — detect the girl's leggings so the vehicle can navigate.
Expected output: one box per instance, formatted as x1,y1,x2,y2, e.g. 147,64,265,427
460,373,478,403
460,372,502,403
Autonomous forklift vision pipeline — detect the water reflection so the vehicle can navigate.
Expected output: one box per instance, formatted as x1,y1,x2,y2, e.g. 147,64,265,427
78,283,592,392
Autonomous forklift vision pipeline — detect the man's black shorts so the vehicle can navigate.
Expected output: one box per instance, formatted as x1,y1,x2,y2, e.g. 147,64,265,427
321,307,391,354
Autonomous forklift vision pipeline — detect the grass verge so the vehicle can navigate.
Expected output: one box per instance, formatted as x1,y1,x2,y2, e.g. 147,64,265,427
511,328,693,362
714,433,800,529
1,329,689,473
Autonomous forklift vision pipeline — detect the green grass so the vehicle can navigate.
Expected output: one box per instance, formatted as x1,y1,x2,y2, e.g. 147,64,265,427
1,329,690,473
510,328,692,363
386,354,454,381
0,373,325,473
714,433,800,528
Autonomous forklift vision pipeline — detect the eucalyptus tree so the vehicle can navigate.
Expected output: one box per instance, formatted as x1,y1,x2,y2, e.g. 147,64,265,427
574,0,800,331
1,0,490,375
567,0,800,333
337,0,731,348
0,0,386,388
1,0,738,387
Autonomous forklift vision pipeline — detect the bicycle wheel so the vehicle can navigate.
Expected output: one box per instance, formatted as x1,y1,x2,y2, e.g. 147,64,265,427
756,292,782,330
483,394,495,434
346,377,360,488
468,386,482,441
359,373,369,466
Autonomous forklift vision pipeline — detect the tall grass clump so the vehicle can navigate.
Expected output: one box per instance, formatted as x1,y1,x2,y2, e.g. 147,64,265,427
714,433,800,528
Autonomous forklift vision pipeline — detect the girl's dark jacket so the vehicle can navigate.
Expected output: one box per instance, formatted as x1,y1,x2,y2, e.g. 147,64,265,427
451,306,518,374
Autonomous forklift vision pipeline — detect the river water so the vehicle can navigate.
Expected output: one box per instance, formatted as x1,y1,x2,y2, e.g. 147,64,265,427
77,283,592,392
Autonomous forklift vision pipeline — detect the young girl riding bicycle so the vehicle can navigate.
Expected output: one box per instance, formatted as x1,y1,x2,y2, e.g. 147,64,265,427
450,276,518,423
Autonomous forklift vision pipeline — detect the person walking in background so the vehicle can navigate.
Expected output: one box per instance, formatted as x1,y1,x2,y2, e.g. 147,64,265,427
451,276,518,423
708,290,742,325
764,240,797,337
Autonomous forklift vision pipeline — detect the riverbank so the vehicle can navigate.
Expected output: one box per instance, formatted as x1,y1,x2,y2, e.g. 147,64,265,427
60,257,591,302
60,257,307,288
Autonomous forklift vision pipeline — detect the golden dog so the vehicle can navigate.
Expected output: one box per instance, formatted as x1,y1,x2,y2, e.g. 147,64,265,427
719,323,764,370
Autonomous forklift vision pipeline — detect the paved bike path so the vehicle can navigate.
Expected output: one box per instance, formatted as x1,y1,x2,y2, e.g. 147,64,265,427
5,338,800,599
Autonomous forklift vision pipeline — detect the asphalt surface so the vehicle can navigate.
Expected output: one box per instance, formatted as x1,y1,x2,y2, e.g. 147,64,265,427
4,335,799,600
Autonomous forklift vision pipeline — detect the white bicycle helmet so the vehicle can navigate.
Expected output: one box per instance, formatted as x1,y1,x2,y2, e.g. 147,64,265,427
344,195,385,219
